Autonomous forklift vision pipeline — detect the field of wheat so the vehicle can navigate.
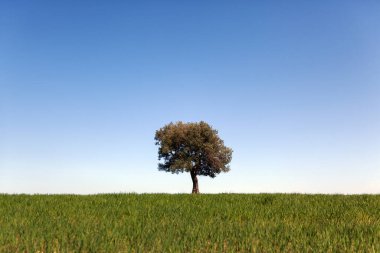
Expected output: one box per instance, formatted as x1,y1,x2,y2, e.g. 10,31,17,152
0,194,379,252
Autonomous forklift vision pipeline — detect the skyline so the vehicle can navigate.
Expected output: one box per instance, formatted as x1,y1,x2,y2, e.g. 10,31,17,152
1,1,379,194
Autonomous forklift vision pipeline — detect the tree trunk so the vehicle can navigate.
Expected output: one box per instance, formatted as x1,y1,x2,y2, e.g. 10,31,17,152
191,170,199,194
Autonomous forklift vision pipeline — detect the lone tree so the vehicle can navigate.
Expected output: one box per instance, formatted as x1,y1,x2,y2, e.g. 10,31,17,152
155,121,232,194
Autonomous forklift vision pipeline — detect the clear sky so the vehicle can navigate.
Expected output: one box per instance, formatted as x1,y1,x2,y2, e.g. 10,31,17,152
1,1,379,194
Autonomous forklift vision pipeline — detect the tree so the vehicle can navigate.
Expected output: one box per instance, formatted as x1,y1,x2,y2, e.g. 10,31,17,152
154,121,233,194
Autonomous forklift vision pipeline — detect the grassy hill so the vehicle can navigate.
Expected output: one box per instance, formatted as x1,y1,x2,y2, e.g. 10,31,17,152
1,194,379,252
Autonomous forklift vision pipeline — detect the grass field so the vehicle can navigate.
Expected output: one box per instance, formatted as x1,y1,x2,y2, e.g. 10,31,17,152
0,194,379,252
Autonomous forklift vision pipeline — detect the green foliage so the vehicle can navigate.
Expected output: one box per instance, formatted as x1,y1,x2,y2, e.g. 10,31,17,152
155,121,233,177
0,194,379,252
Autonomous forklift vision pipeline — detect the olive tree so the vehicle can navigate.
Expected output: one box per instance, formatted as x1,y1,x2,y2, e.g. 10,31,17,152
154,121,232,194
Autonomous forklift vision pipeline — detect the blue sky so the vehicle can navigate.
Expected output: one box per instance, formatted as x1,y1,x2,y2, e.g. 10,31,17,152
1,1,379,194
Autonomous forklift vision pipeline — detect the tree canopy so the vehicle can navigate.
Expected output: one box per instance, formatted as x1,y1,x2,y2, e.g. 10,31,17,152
155,121,233,193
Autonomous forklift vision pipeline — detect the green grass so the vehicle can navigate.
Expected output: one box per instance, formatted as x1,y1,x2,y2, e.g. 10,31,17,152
0,194,379,252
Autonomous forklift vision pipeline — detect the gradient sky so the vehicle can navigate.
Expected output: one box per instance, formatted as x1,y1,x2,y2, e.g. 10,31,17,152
1,1,379,194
